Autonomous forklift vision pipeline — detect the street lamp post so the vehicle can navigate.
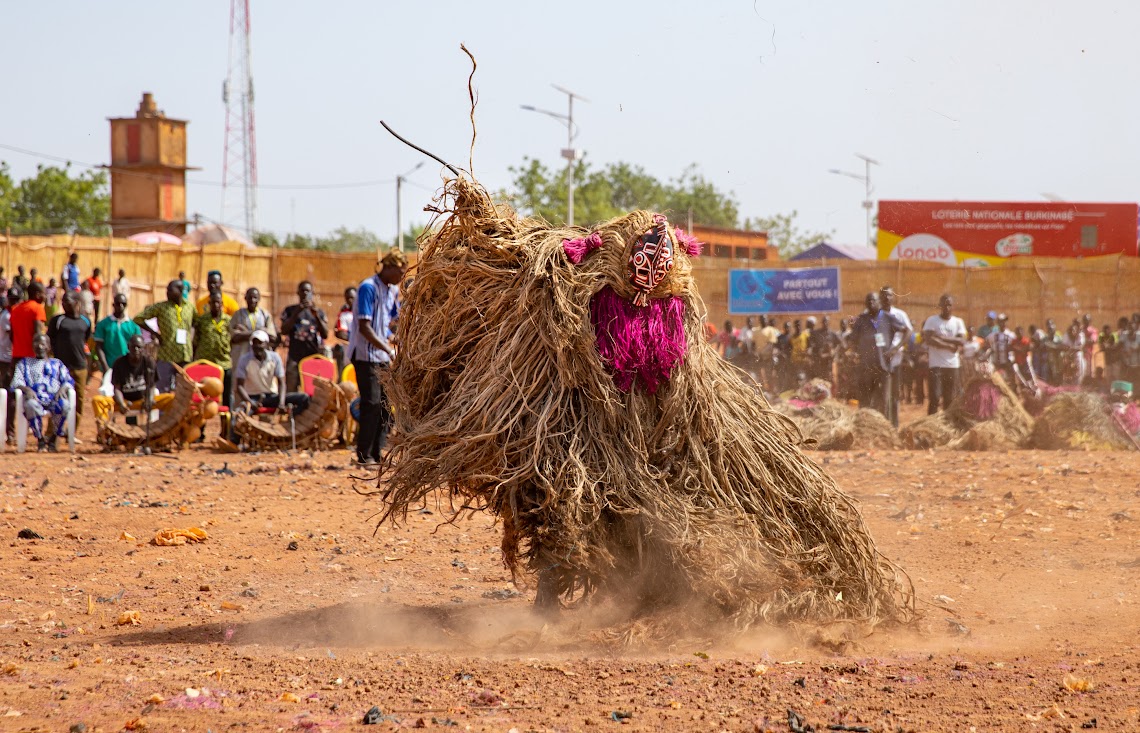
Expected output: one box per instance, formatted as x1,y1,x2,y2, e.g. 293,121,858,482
829,153,879,246
396,161,424,251
521,84,588,226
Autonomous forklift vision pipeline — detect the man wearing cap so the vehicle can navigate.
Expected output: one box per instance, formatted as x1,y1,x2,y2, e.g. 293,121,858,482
349,250,408,465
195,270,240,316
880,285,913,427
234,329,310,417
977,311,998,340
229,287,277,404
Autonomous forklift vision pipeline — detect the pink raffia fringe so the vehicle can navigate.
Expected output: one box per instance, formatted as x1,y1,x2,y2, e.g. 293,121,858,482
673,227,702,257
590,285,687,393
562,231,605,264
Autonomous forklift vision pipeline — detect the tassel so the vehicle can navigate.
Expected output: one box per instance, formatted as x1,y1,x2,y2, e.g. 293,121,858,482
674,227,703,257
562,231,604,264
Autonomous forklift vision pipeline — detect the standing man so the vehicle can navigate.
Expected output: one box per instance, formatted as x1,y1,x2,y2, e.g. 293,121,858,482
349,251,407,465
47,292,92,430
0,288,13,441
195,270,240,316
94,292,141,375
9,282,47,366
179,271,192,304
280,280,329,393
193,291,234,409
134,280,195,368
849,293,906,417
977,311,997,340
922,294,968,415
983,313,1016,384
229,287,277,403
86,267,105,322
333,286,357,376
808,315,841,383
879,285,913,427
43,278,59,317
1080,314,1098,384
62,253,81,293
112,268,132,303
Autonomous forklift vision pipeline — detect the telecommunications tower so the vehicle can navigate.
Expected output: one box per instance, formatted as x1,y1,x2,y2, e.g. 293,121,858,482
221,0,257,238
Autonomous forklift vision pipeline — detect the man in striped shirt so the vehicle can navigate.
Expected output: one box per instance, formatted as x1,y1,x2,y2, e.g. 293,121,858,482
348,250,408,465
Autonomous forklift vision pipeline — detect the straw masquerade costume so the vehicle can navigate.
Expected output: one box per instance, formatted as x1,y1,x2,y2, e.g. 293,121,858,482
373,172,913,629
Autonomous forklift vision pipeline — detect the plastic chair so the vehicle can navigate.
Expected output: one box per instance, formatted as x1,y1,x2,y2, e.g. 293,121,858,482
185,359,231,434
299,354,337,396
14,386,77,453
340,363,356,386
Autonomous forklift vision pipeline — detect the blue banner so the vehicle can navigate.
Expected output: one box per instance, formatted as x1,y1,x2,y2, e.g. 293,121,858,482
728,267,841,314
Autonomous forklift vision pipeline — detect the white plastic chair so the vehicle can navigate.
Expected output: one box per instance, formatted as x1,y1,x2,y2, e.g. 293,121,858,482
14,386,76,453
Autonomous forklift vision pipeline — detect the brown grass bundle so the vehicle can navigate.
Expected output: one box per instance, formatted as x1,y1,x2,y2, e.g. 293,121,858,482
899,373,1033,450
1030,392,1131,450
372,176,913,629
773,400,900,451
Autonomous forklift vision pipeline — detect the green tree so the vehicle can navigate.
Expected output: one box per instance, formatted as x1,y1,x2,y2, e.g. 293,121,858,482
504,157,739,228
0,162,110,235
253,227,390,253
743,210,833,257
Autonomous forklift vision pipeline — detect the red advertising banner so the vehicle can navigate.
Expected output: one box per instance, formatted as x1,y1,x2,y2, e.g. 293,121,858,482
877,200,1139,265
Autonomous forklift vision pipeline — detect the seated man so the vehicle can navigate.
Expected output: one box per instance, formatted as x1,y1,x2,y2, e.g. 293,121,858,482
92,335,175,424
10,333,73,451
234,330,310,416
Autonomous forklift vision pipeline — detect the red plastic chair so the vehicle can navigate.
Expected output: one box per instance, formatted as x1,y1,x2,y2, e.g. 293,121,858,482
184,359,231,433
298,354,336,396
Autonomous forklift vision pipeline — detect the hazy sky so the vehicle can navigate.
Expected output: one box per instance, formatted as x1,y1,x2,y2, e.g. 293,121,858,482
4,1,1138,246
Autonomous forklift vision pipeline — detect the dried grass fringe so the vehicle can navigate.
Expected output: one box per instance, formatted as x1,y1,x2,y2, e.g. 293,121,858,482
772,400,900,451
1030,392,1132,450
371,176,914,629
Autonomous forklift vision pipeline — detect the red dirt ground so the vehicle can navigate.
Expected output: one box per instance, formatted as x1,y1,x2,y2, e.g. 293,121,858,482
2,437,1138,732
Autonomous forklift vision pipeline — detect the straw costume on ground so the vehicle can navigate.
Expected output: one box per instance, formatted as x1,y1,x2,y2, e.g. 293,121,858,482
899,371,1034,451
772,380,900,451
372,169,913,628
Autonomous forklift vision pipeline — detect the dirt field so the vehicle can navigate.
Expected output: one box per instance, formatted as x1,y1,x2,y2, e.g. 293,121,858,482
2,433,1138,732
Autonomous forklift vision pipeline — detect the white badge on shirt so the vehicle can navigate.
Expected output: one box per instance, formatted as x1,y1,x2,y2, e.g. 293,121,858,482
874,333,887,348
175,328,188,345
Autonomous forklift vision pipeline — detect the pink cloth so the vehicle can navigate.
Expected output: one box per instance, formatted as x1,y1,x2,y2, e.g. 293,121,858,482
962,379,1003,421
1117,402,1140,435
590,285,687,393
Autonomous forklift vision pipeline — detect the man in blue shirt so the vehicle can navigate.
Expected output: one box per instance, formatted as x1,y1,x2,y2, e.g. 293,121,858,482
348,250,408,465
62,253,81,292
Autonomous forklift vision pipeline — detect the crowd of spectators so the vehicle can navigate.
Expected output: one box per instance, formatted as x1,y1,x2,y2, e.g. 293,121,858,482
714,285,1140,426
0,252,407,460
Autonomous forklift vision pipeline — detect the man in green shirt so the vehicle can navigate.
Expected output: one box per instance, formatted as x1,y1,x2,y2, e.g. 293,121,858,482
179,271,192,304
193,291,233,407
134,280,196,366
94,293,141,373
